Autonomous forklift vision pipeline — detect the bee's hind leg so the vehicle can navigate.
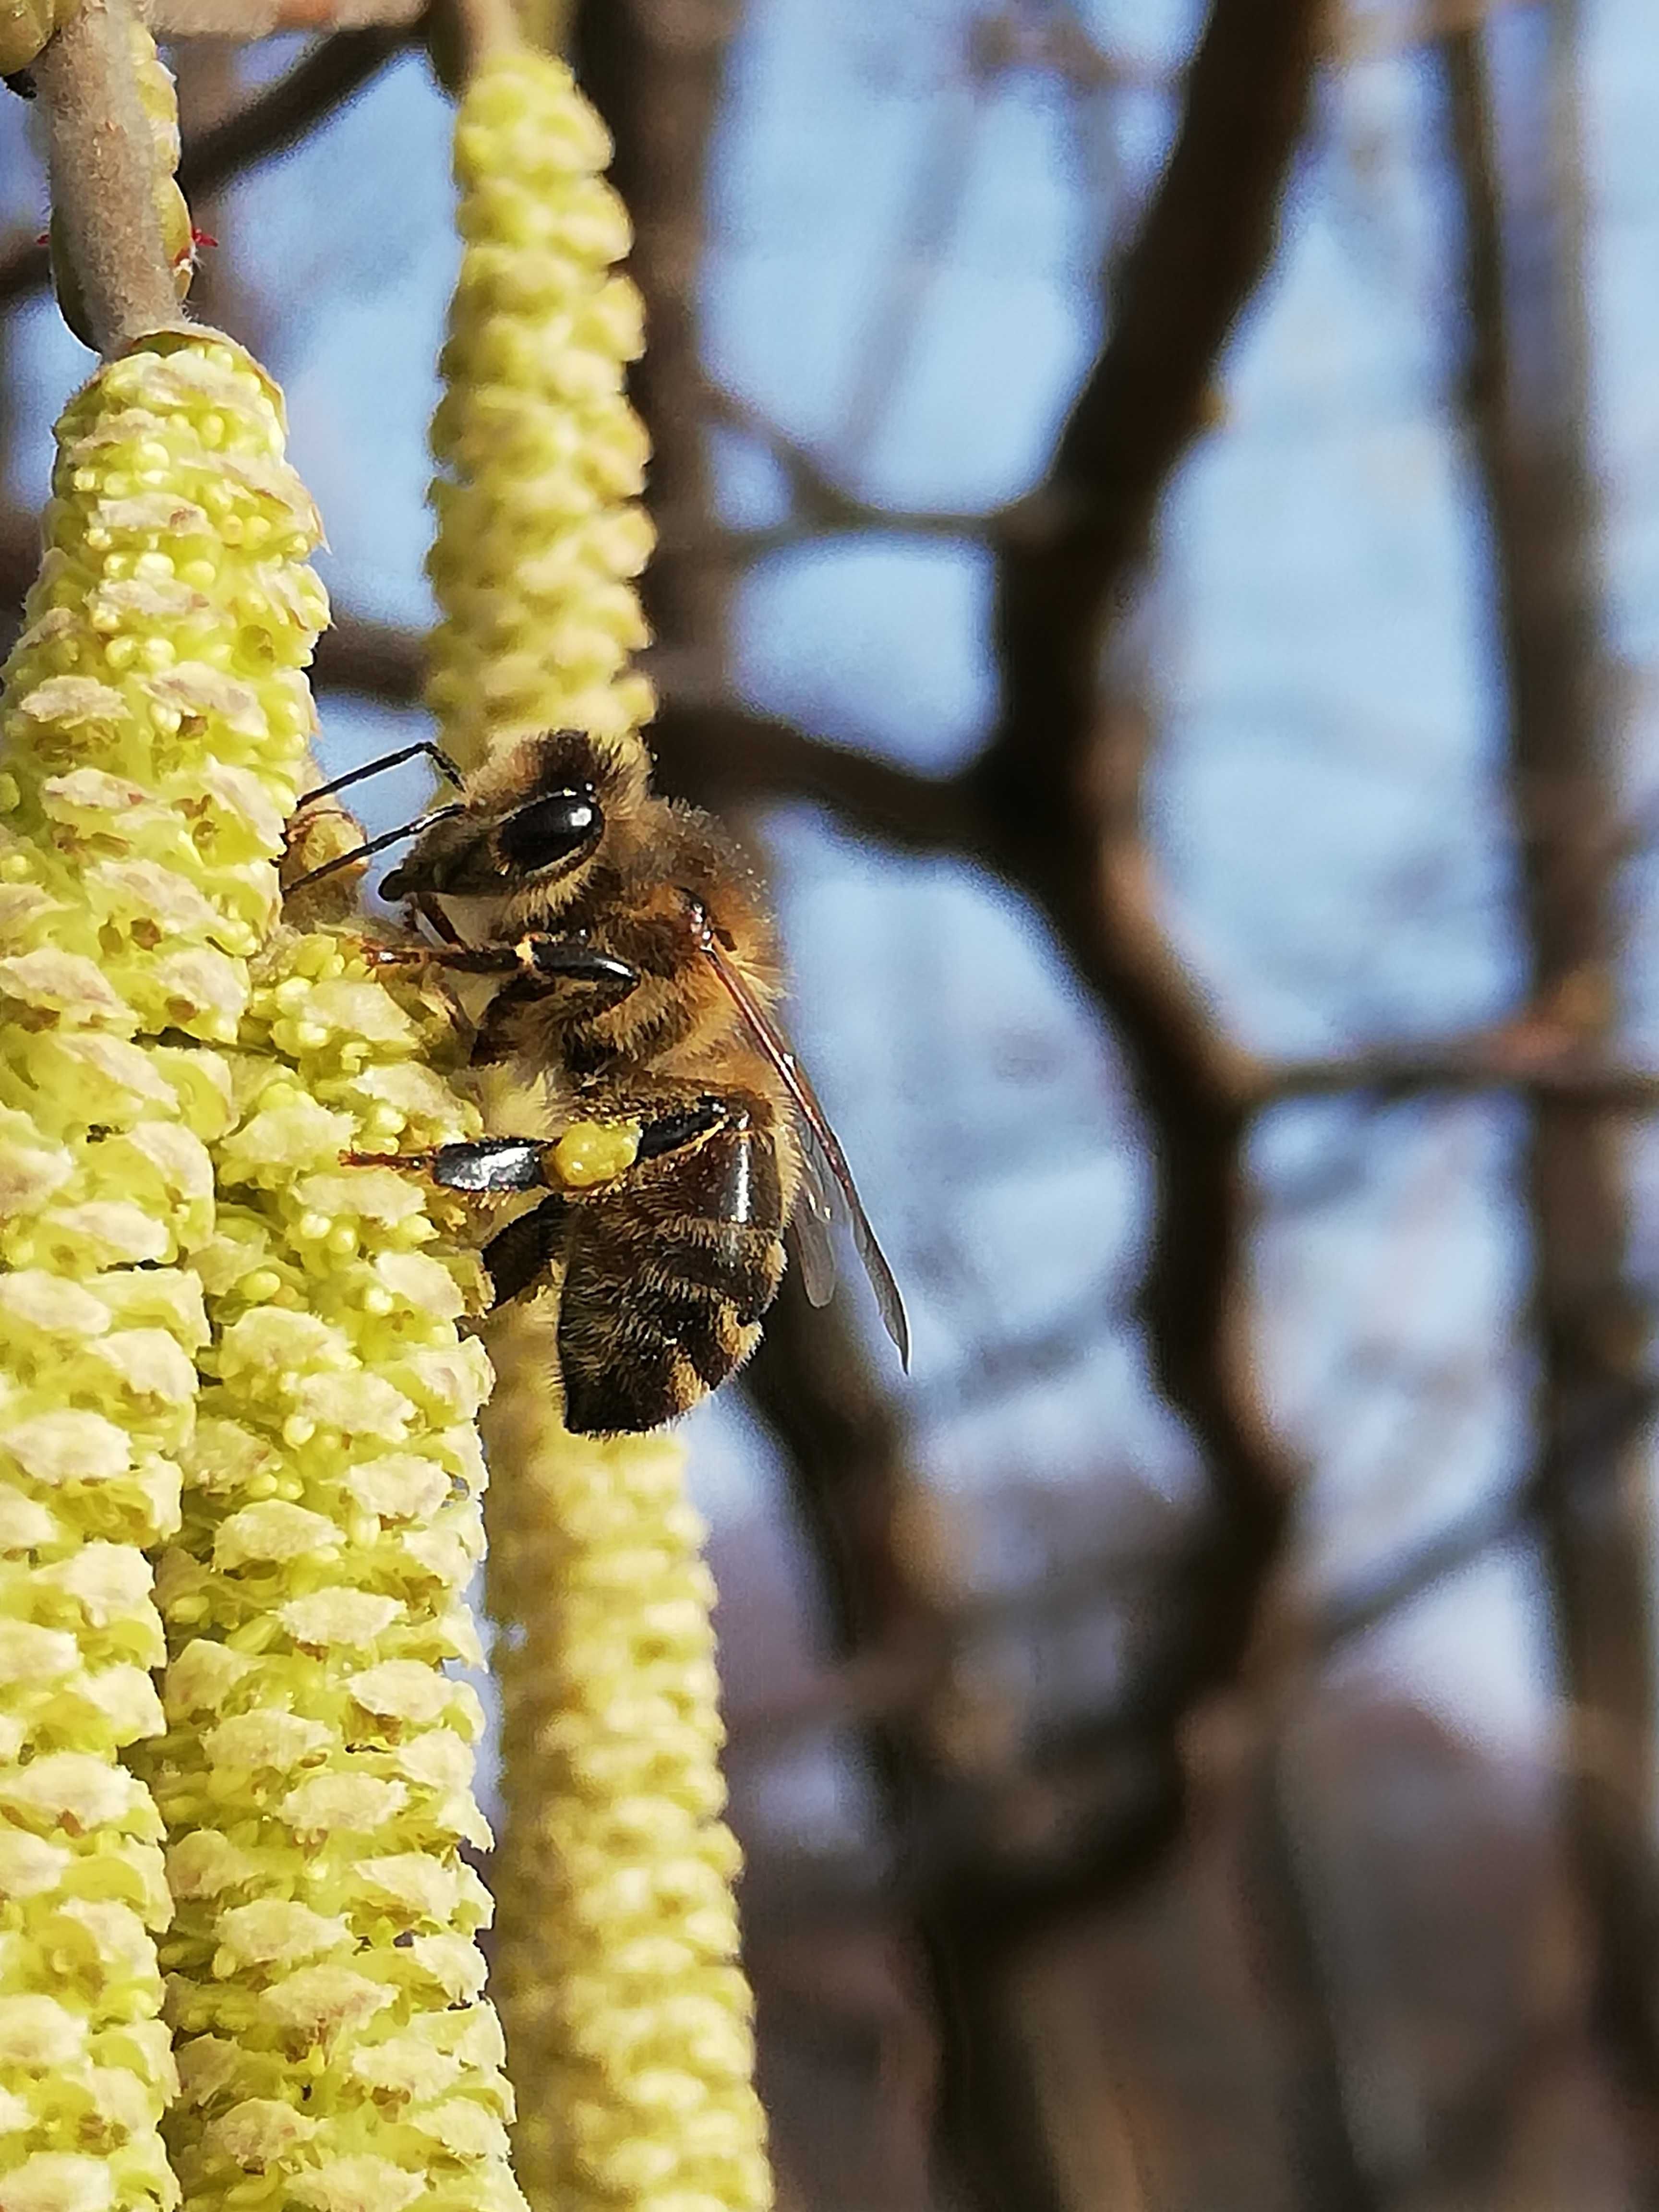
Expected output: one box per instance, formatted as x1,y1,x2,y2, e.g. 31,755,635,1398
342,1138,572,1309
481,1193,572,1309
343,1136,553,1191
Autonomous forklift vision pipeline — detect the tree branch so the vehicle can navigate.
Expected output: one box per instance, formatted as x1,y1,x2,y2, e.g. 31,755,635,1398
740,1274,1070,2212
1438,15,1659,2186
650,699,983,852
978,0,1319,812
942,0,1322,1827
1242,1745,1384,2212
1267,1038,1659,1107
311,606,425,703
689,1,1325,2197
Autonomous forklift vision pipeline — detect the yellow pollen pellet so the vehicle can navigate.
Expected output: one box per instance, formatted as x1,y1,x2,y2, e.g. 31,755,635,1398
552,1118,641,1189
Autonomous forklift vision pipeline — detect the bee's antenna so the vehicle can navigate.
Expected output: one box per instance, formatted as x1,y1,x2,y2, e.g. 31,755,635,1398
286,804,468,894
295,741,466,809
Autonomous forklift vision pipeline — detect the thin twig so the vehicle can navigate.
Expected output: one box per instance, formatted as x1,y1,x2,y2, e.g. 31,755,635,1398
704,381,991,538
1267,1041,1659,1107
33,0,180,355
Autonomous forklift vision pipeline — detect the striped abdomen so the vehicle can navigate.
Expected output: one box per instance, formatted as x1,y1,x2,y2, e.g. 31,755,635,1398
554,1098,787,1434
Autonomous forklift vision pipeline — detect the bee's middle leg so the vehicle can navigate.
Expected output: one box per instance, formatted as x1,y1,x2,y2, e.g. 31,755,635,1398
481,1193,572,1308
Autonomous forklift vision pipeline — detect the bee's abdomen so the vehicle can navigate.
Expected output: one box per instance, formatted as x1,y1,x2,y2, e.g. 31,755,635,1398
557,1112,786,1435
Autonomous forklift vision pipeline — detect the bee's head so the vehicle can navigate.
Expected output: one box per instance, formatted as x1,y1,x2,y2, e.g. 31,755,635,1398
383,729,646,906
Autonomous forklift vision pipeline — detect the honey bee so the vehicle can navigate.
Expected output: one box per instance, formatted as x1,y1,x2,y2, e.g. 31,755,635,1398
290,728,909,1435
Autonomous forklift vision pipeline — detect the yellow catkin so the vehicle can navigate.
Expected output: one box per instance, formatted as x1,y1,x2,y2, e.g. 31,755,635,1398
483,1313,769,2212
0,329,522,2212
91,356,523,2212
143,928,526,2212
426,43,655,773
0,331,328,2212
426,44,772,2212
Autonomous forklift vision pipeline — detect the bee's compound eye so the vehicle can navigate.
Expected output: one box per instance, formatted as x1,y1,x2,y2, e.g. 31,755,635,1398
497,788,601,873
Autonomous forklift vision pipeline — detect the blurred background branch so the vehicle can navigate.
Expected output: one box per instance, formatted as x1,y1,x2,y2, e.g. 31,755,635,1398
1438,6,1659,2180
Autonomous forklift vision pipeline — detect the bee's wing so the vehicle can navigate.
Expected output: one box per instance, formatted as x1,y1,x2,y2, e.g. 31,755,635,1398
790,1140,839,1310
697,920,911,1368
